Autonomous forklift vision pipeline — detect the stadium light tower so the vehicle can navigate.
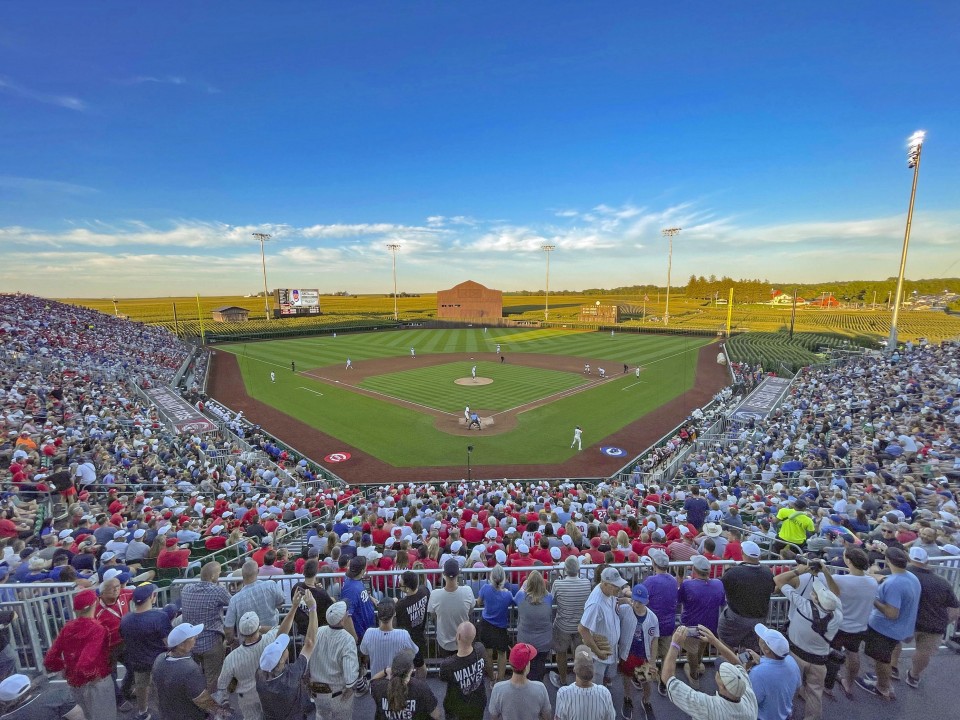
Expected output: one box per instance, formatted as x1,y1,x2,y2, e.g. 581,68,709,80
387,243,401,321
887,130,926,352
661,227,681,325
253,233,273,320
541,244,556,322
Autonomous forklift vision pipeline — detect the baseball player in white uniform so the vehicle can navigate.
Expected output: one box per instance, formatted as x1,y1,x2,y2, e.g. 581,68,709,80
571,426,583,450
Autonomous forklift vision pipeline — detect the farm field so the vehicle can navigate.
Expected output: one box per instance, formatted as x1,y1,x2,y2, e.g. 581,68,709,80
217,328,709,468
60,293,960,344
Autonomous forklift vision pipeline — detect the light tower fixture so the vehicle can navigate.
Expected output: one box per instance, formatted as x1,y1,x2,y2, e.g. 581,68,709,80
541,244,556,322
888,130,926,351
253,232,273,320
661,227,682,325
386,243,402,321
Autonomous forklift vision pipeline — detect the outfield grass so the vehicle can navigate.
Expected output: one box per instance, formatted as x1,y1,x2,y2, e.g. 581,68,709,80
221,328,709,467
359,362,585,414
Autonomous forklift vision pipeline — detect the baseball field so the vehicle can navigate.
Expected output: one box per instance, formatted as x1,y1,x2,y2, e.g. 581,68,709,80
208,328,729,483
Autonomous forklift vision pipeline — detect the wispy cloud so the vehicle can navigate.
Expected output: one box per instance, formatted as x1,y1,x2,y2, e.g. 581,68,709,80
0,176,98,196
0,77,86,111
118,75,220,93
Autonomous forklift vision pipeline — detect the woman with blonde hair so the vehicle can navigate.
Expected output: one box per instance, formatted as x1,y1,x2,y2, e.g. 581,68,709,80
515,570,554,682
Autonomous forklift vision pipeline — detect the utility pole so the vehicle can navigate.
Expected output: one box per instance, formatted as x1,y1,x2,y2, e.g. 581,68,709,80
661,228,681,325
253,233,273,320
387,243,401,321
888,130,926,351
541,245,555,322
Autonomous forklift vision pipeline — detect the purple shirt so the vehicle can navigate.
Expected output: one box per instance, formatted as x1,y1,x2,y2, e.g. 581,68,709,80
643,573,679,634
678,578,726,633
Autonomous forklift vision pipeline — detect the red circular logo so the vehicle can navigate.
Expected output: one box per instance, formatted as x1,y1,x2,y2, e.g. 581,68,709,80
324,452,351,463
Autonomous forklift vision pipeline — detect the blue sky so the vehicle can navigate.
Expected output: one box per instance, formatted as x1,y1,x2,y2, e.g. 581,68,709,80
2,2,959,297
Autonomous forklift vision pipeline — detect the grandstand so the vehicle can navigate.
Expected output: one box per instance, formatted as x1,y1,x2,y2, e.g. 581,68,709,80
2,292,959,720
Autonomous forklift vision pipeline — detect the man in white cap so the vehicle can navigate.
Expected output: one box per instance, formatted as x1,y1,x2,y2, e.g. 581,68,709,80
660,623,758,719
745,624,801,720
0,673,77,719
256,588,319,720
718,540,775,652
579,567,626,685
308,601,363,720
217,589,302,720
773,561,842,719
152,622,225,720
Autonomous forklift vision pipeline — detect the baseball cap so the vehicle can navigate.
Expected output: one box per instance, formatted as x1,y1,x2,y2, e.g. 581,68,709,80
132,583,157,603
717,662,748,699
754,623,789,657
649,549,670,568
631,584,649,604
101,551,117,561
573,644,595,672
73,589,97,611
908,546,928,562
517,542,530,554
811,579,839,611
259,634,291,671
691,555,711,573
494,549,507,563
509,643,538,672
167,623,204,648
741,541,762,558
238,611,261,636
942,544,960,556
443,558,461,578
326,601,347,625
600,567,627,587
0,674,30,702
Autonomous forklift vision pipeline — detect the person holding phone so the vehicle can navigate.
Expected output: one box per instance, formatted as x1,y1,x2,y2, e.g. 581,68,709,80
677,556,725,689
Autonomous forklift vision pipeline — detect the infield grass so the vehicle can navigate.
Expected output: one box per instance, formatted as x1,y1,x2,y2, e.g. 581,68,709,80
221,328,709,467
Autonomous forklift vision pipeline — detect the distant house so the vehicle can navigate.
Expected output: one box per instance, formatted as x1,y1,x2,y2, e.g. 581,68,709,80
437,280,503,320
768,290,806,306
806,295,840,308
211,306,250,323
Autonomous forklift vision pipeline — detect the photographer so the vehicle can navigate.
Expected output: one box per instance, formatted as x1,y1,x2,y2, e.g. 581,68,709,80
660,623,757,720
773,558,842,720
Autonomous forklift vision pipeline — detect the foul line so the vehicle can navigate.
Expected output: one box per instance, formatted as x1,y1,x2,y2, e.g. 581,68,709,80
621,381,647,390
307,373,459,416
298,386,324,397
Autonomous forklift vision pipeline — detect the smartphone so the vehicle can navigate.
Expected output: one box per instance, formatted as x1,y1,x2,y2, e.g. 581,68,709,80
738,651,752,665
686,627,702,638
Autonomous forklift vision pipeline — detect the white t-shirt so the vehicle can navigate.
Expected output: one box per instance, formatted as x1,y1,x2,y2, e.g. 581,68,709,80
832,574,879,633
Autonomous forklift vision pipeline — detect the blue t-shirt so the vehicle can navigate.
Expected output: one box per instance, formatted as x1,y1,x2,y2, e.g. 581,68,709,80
341,577,376,640
684,497,709,529
120,609,173,671
750,655,801,720
868,571,921,641
479,585,514,628
643,573,679,634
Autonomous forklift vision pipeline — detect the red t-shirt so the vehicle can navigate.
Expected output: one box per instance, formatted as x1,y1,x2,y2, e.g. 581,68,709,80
0,518,19,539
156,548,190,569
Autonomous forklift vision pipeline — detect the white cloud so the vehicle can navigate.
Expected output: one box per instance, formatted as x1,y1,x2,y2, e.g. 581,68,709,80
0,176,97,195
0,76,86,111
119,75,220,93
301,222,438,239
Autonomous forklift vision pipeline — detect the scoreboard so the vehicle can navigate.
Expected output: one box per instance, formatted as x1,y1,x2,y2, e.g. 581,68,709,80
275,288,321,317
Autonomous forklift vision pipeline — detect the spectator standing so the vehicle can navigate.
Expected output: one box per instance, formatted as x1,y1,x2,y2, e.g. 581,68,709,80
395,571,430,678
616,583,660,720
827,546,877,697
515,570,554,682
643,548,679,696
718,540,775,651
43,589,117,720
224,560,287,644
746,624,801,720
256,591,318,720
677,555,726,689
579,567,627,686
370,649,441,720
439,621,488,720
428,558,476,657
553,645,615,720
887,546,959,688
119,583,172,720
152,623,225,720
660,623,758,720
341,556,375,643
774,500,814,559
308,602,363,720
684,487,710,531
477,564,514,680
548,556,592,688
361,599,419,680
488,643,552,720
180,560,233,690
93,574,134,708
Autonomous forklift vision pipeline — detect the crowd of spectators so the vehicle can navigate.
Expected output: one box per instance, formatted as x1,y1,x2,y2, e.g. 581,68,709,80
2,293,960,720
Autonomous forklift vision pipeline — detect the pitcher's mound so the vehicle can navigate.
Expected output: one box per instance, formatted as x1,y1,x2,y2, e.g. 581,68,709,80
455,377,493,385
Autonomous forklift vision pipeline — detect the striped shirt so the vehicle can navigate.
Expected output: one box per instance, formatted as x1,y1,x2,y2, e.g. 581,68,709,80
667,541,699,563
666,672,758,720
359,626,418,678
218,627,279,697
225,581,286,632
180,581,232,653
552,576,593,633
554,682,615,720
308,625,360,689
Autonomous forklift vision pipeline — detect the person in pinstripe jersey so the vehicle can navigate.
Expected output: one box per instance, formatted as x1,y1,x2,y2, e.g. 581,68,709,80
359,599,418,680
554,645,615,720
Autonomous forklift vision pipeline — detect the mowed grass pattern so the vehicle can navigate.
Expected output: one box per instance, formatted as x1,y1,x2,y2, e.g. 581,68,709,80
221,329,709,467
359,361,585,413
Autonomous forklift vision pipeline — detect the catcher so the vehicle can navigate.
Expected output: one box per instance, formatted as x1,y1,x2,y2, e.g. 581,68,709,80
616,583,661,719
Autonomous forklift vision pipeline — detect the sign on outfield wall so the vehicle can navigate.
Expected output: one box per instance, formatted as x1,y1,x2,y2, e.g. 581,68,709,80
143,386,218,434
729,376,792,424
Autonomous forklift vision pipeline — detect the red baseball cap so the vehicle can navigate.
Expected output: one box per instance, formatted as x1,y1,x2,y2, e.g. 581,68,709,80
509,643,537,672
165,537,178,547
73,589,97,611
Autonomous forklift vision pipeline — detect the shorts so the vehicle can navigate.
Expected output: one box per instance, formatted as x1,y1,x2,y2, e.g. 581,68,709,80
478,618,510,652
618,655,648,677
864,627,899,664
832,629,867,654
552,625,581,655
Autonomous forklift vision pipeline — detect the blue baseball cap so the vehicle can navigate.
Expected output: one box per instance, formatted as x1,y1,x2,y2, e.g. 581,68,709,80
631,584,649,604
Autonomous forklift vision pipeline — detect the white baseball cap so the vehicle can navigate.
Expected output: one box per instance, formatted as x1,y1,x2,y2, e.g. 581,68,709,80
0,674,31,702
167,623,204,647
259,633,291,671
754,623,789,657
